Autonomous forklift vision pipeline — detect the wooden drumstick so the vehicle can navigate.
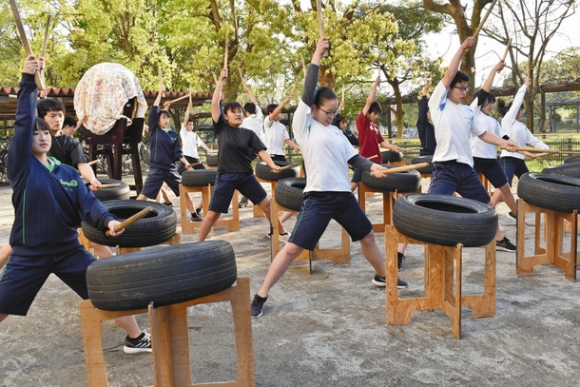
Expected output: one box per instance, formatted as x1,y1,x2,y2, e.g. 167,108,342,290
9,0,46,90
106,206,153,237
473,0,498,38
378,162,429,175
167,93,192,104
501,38,512,62
99,183,121,189
271,163,300,172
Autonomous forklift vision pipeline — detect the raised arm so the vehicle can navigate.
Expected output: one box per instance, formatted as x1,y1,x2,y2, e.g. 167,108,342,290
502,78,530,128
212,68,228,123
482,61,505,92
301,38,329,106
269,95,292,119
441,37,476,88
362,77,381,116
182,100,192,127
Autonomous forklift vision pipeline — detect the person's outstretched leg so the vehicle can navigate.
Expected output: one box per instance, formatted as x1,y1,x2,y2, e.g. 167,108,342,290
196,210,221,241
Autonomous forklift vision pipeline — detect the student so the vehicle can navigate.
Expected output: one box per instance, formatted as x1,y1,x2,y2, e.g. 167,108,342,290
62,116,80,137
251,39,407,319
351,76,402,192
239,84,266,208
196,68,286,242
417,83,436,156
177,100,213,221
136,87,199,222
470,61,518,222
491,78,549,207
264,96,301,230
332,114,359,146
0,55,151,354
426,37,518,252
264,95,300,162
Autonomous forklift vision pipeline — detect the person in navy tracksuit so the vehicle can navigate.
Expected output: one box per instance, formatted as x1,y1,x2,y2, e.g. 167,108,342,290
0,55,152,354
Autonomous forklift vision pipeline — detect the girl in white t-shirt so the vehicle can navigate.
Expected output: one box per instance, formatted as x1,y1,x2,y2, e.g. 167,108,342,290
250,38,405,319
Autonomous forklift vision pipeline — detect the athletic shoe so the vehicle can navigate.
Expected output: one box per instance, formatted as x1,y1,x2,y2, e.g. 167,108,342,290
123,330,152,354
397,252,405,272
372,275,408,289
239,196,249,208
508,211,517,220
191,213,203,222
496,237,516,252
251,294,268,318
163,202,173,207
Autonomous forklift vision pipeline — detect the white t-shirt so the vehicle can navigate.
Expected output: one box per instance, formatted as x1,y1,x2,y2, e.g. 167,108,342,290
500,84,548,159
264,116,290,156
241,106,266,143
180,126,202,159
470,97,506,159
429,81,486,167
292,100,357,193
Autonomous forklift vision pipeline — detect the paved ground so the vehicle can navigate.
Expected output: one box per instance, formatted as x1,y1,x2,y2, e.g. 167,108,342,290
1,179,579,387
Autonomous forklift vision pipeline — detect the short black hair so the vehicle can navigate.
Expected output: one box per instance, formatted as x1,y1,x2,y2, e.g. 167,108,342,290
224,101,243,114
37,98,65,120
243,102,256,115
159,109,170,118
332,113,346,126
313,87,337,108
450,71,470,88
266,104,278,115
35,117,50,132
368,101,381,115
63,116,77,128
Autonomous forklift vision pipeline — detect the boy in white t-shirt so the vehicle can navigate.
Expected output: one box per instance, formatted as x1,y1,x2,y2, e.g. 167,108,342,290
264,96,300,161
427,37,518,251
177,100,214,221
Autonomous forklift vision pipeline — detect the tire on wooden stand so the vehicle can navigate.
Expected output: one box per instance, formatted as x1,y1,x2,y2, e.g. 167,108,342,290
411,155,434,174
393,194,497,247
255,160,300,181
87,241,237,311
517,172,580,213
275,177,306,212
361,165,421,192
81,200,177,247
182,169,218,186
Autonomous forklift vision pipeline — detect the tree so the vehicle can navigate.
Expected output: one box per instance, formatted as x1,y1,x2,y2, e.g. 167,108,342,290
484,0,576,131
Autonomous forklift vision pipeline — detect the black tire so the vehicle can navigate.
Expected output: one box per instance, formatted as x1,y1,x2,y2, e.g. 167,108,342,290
411,155,434,174
87,241,237,311
206,155,218,167
361,165,421,192
381,150,403,163
542,161,580,179
275,178,306,212
517,172,580,213
182,169,217,186
88,178,131,201
393,194,498,247
564,156,580,164
255,160,300,181
81,200,177,247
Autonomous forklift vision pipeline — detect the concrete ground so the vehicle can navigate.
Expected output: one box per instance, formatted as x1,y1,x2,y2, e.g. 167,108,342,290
1,179,579,387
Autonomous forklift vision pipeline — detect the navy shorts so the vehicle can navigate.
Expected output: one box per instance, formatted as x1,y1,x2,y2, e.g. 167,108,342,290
270,154,287,162
0,247,95,316
210,173,267,213
351,169,363,184
499,157,529,186
141,165,182,198
288,191,372,251
429,161,490,204
177,156,206,174
473,157,508,188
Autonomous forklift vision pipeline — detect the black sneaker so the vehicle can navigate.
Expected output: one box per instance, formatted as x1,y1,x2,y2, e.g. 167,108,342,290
372,275,408,289
507,211,516,221
239,196,249,208
191,212,203,222
251,294,268,318
267,224,274,238
397,252,405,272
123,330,152,354
496,237,516,252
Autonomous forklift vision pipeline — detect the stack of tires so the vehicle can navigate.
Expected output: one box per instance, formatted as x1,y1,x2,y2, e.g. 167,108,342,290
86,241,237,311
393,194,498,247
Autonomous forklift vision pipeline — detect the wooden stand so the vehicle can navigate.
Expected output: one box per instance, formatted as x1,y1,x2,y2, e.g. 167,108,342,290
80,277,254,387
270,193,350,268
179,184,240,235
516,199,578,281
385,225,496,339
358,184,398,233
